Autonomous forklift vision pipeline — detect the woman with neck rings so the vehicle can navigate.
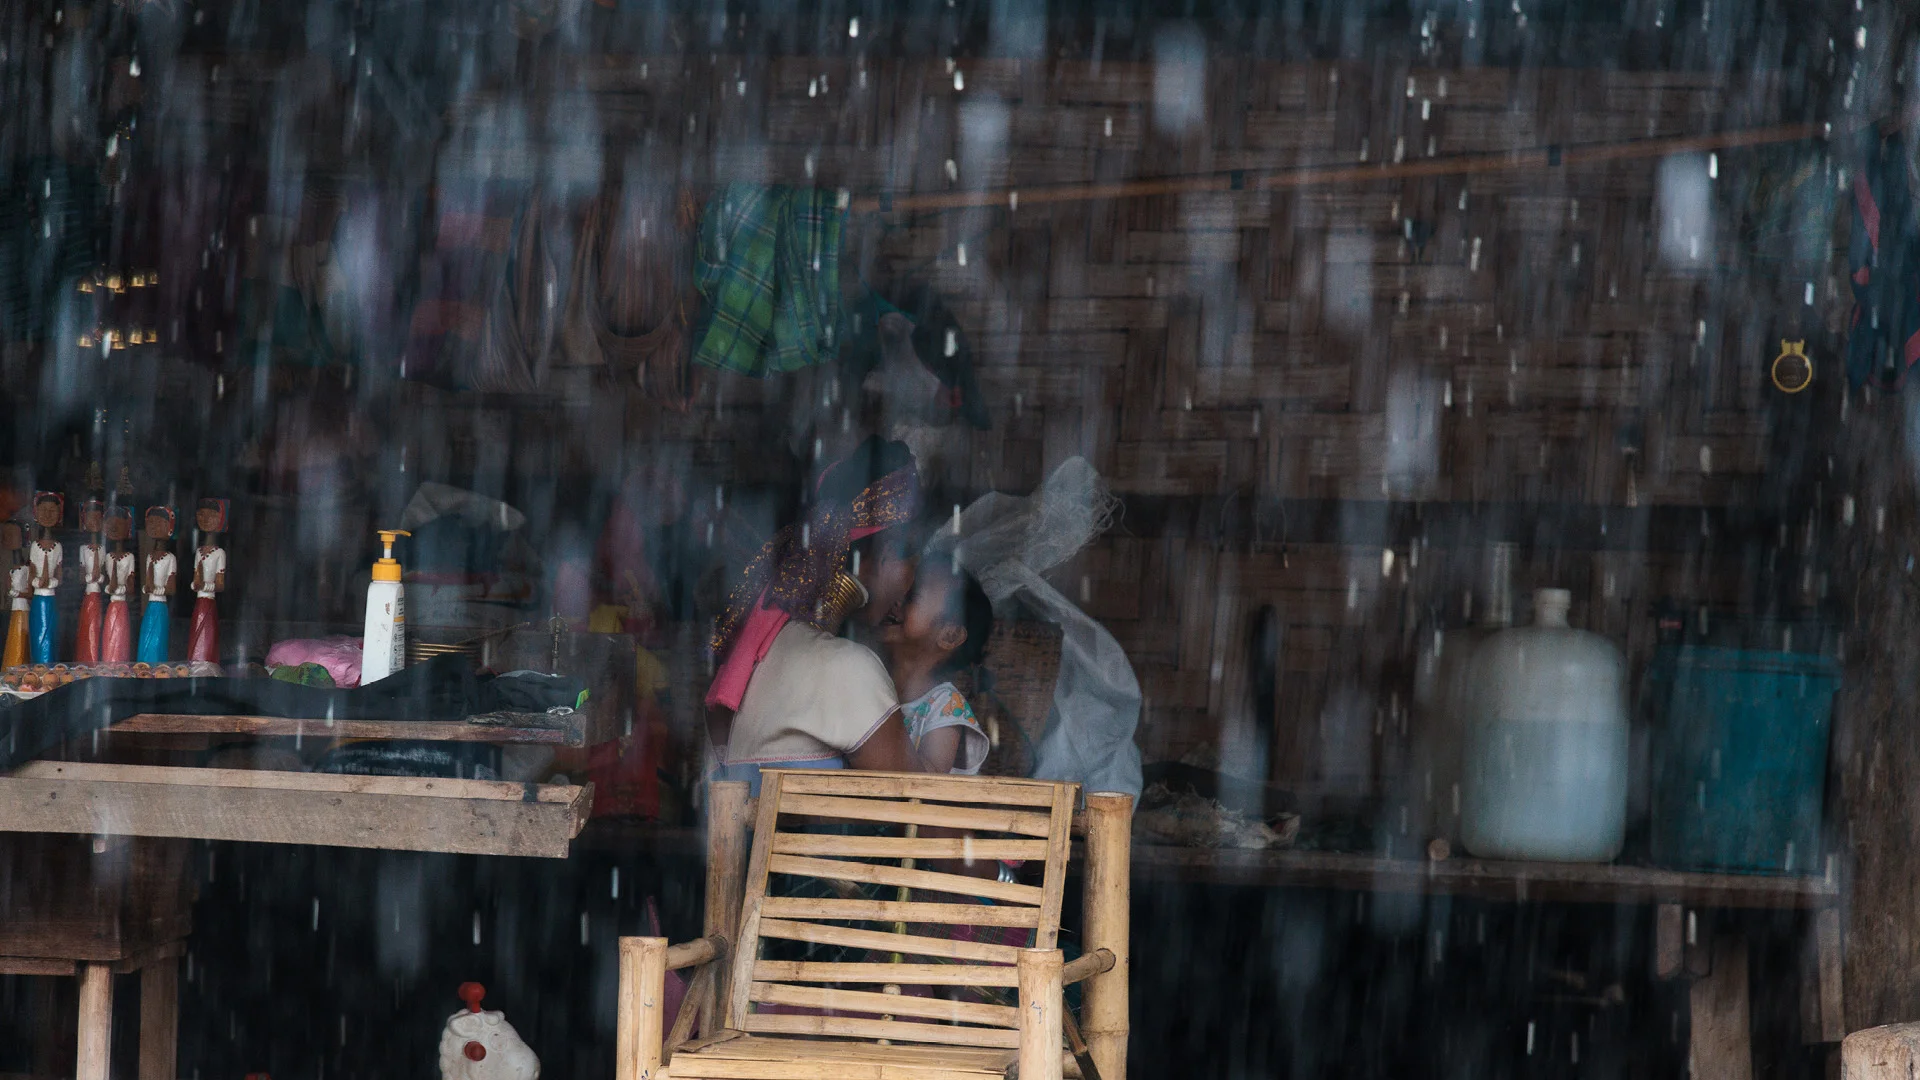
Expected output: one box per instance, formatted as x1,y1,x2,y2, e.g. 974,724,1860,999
704,436,936,793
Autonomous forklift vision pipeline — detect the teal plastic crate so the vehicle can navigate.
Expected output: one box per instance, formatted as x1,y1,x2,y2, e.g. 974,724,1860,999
1646,646,1840,874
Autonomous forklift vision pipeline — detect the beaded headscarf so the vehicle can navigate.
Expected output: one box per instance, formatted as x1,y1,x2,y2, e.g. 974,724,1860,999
709,464,918,660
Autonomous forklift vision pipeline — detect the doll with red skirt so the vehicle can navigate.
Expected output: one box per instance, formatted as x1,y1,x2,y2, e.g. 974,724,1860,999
73,499,105,663
187,498,226,664
101,506,136,663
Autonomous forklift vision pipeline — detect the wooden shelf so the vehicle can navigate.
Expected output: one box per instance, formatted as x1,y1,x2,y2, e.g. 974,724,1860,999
576,825,1836,910
1125,845,1839,910
0,761,591,859
108,707,610,747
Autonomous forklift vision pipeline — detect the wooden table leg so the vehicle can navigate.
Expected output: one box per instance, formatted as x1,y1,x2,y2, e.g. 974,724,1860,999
76,963,113,1080
1689,934,1753,1080
140,956,180,1080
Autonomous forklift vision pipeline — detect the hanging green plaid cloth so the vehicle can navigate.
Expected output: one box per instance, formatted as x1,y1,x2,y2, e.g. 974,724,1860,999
692,184,843,376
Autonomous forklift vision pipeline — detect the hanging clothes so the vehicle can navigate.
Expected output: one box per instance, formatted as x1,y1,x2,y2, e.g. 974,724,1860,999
1848,131,1920,389
691,185,844,377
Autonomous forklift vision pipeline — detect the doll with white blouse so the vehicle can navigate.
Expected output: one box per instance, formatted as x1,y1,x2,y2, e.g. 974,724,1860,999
187,498,227,664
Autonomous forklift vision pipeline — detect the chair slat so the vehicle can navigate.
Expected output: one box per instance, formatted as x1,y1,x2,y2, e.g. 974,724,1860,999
778,794,1054,837
752,961,1020,987
768,854,1043,906
759,896,1041,928
748,981,1019,1028
1032,785,1077,951
743,1012,1021,1050
775,771,1061,807
770,833,1047,862
756,918,1020,964
668,1054,1000,1080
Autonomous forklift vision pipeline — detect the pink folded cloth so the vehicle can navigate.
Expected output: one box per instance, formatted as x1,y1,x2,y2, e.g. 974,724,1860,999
266,636,364,688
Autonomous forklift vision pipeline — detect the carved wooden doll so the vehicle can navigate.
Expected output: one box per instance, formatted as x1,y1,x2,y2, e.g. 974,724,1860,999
27,492,63,665
74,499,105,663
101,506,135,663
2,518,26,670
187,498,227,664
136,506,176,664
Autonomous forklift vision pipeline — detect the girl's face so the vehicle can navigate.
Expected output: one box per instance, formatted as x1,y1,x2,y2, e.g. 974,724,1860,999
145,513,171,540
105,515,131,542
877,563,966,657
80,509,102,533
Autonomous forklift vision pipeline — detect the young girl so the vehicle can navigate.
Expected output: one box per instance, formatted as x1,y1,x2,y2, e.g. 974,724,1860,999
876,558,995,774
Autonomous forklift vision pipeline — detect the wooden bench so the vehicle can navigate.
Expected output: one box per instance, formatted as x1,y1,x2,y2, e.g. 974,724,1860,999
617,770,1134,1080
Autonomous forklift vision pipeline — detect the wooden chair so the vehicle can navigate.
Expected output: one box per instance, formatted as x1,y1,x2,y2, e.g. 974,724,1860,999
617,769,1133,1080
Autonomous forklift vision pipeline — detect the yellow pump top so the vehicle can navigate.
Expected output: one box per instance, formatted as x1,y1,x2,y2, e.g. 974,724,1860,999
371,529,411,582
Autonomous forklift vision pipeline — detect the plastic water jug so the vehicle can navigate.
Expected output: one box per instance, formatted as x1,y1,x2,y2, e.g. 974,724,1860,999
1460,588,1628,862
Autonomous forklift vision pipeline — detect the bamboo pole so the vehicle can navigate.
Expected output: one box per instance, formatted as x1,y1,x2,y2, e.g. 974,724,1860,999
138,956,179,1080
76,963,113,1080
1082,792,1133,1080
847,123,1820,214
617,936,670,1080
704,780,752,1031
1018,948,1066,1080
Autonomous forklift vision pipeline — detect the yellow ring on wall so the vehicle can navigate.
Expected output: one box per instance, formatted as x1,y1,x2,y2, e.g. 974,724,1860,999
1771,339,1812,394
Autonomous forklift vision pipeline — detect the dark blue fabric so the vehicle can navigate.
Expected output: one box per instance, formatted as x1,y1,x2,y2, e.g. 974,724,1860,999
1848,131,1920,388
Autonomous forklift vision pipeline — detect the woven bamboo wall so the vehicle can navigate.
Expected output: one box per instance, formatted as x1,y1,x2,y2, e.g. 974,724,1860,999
203,54,1823,787
599,57,1817,785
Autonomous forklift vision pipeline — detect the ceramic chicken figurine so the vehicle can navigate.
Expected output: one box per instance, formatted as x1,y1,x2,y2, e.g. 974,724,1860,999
27,492,63,664
136,506,176,664
74,499,105,663
101,506,135,663
439,983,539,1080
188,497,227,663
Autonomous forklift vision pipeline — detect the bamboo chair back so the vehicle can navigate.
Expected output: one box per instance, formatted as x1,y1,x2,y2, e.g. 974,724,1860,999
726,769,1081,1050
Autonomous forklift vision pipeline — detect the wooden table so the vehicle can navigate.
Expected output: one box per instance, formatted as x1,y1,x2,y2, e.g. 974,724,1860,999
1123,844,1841,1080
0,708,602,1080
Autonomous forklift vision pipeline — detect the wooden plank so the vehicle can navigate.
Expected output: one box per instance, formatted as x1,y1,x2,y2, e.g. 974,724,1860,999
1689,935,1753,1080
747,981,1018,1028
1122,844,1839,909
112,710,597,746
1844,1023,1920,1078
774,771,1062,807
1655,902,1684,979
0,956,75,976
1033,787,1076,951
758,897,1040,928
742,1013,1021,1050
728,772,787,1031
767,854,1043,906
668,1059,990,1080
138,956,179,1080
752,961,1020,987
777,794,1054,838
1816,908,1845,1043
0,762,589,859
8,761,580,802
755,918,1021,965
771,833,1048,862
1062,948,1117,986
676,1032,1012,1066
77,963,112,1080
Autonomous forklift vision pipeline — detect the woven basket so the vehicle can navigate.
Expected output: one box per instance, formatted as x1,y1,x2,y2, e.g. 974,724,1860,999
956,619,1063,779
